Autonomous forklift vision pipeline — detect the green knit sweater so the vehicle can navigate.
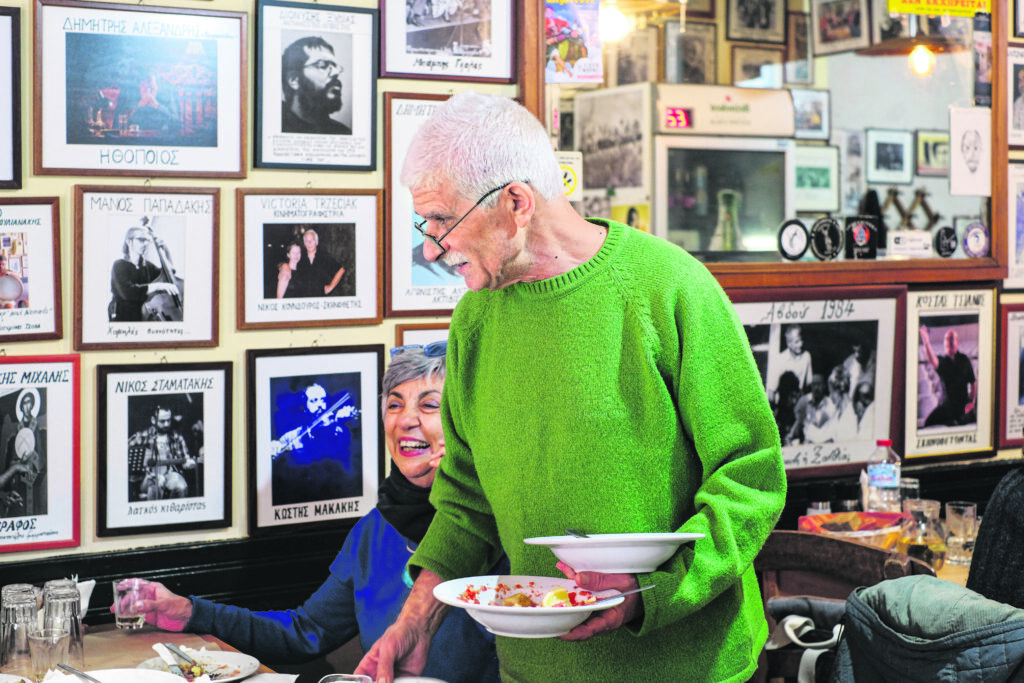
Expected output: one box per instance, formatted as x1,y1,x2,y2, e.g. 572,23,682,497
411,220,787,682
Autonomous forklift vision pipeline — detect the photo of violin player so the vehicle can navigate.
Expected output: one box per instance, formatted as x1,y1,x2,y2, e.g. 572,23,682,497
126,392,205,502
269,372,363,506
108,216,185,322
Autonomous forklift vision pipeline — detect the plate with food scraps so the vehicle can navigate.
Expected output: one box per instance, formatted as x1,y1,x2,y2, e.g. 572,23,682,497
433,574,625,638
524,532,705,572
44,670,184,682
138,647,260,682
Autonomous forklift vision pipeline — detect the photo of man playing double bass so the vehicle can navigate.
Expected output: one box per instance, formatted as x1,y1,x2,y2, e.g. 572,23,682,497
108,216,185,322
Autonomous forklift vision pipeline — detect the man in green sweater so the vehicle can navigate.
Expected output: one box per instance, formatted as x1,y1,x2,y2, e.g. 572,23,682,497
356,91,787,682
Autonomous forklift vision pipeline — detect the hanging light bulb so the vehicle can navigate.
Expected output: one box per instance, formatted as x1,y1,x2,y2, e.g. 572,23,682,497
599,1,632,43
908,44,936,77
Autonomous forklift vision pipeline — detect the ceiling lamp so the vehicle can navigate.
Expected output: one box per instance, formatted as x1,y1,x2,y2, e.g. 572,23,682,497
599,1,632,43
854,15,965,77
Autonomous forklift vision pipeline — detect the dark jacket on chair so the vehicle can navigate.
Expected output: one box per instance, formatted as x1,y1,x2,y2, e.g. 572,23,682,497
831,576,1024,682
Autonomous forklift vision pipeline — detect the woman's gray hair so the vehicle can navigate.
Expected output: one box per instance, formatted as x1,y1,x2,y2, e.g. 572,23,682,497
400,90,563,204
380,346,447,414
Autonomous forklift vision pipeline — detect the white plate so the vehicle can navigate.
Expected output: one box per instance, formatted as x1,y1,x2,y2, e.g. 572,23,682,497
42,670,183,682
524,532,705,573
0,674,33,683
433,575,624,638
138,648,260,682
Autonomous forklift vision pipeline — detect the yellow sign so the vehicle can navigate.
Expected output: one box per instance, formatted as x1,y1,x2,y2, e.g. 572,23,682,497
887,0,989,18
555,151,582,200
561,165,578,195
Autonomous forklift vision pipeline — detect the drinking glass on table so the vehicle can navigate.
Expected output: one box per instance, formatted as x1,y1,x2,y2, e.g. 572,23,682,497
945,500,979,566
0,591,37,677
112,578,150,630
43,586,84,668
27,625,68,682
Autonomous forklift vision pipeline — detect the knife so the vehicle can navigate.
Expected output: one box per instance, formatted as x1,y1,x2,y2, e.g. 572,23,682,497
57,663,105,683
153,642,184,677
165,642,205,677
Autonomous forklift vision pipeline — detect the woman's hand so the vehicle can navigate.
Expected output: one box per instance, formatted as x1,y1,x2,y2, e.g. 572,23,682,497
556,561,645,641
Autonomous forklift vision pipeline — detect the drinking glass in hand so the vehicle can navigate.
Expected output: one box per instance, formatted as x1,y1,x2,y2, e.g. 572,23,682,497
112,578,150,630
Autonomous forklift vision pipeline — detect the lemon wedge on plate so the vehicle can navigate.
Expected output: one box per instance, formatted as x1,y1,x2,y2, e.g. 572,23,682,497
541,587,571,607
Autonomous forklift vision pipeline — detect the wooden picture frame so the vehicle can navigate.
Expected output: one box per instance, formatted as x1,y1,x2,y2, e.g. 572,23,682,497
726,0,786,44
785,11,812,85
915,130,950,177
865,128,914,185
791,88,830,140
0,8,20,189
254,0,378,170
381,0,514,82
606,25,659,87
395,322,449,348
1006,163,1024,289
1008,45,1024,148
73,185,219,350
0,354,80,553
810,0,870,56
731,45,784,89
906,288,995,458
664,20,717,85
0,198,62,342
729,285,906,479
999,300,1024,448
247,345,385,535
34,0,246,178
686,0,716,20
96,361,232,536
236,188,383,330
794,145,840,213
384,92,468,317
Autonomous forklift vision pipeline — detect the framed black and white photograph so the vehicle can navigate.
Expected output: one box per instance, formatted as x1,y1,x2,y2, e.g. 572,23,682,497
664,20,716,85
834,128,865,214
794,145,840,213
0,8,19,189
73,185,219,350
810,0,870,56
1006,163,1024,289
785,11,812,85
915,130,950,177
731,45,784,89
870,5,910,46
1008,46,1024,148
384,92,468,317
247,345,384,535
575,83,651,192
236,188,383,329
381,0,514,82
865,128,914,185
34,0,246,178
606,25,659,86
0,354,80,553
729,285,906,478
96,361,231,537
999,300,1024,448
0,198,62,342
949,104,991,196
395,322,449,348
906,288,994,458
255,0,377,170
726,0,786,43
687,0,716,19
792,88,830,140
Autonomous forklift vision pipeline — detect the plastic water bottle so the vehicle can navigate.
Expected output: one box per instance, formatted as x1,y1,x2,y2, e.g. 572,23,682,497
866,439,902,512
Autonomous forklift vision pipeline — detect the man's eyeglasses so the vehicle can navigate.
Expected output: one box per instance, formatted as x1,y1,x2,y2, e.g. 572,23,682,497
304,59,343,75
390,341,448,358
413,180,527,256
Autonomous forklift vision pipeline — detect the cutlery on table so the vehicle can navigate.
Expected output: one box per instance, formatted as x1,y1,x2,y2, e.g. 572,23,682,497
166,641,205,676
57,663,104,683
153,642,184,677
589,583,657,606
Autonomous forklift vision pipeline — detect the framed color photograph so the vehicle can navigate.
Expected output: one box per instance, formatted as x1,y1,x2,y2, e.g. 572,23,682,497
785,11,812,85
726,0,785,43
731,45,784,89
1006,163,1024,289
395,322,449,348
34,0,246,178
247,345,384,535
915,130,950,177
0,8,20,189
381,0,514,82
385,92,467,317
865,129,914,185
999,301,1024,448
794,145,840,213
791,89,830,140
236,188,383,329
1008,46,1024,148
664,20,716,85
0,198,62,342
255,0,377,171
906,288,994,458
810,0,870,56
729,285,906,479
96,361,231,536
73,185,219,350
0,354,80,553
